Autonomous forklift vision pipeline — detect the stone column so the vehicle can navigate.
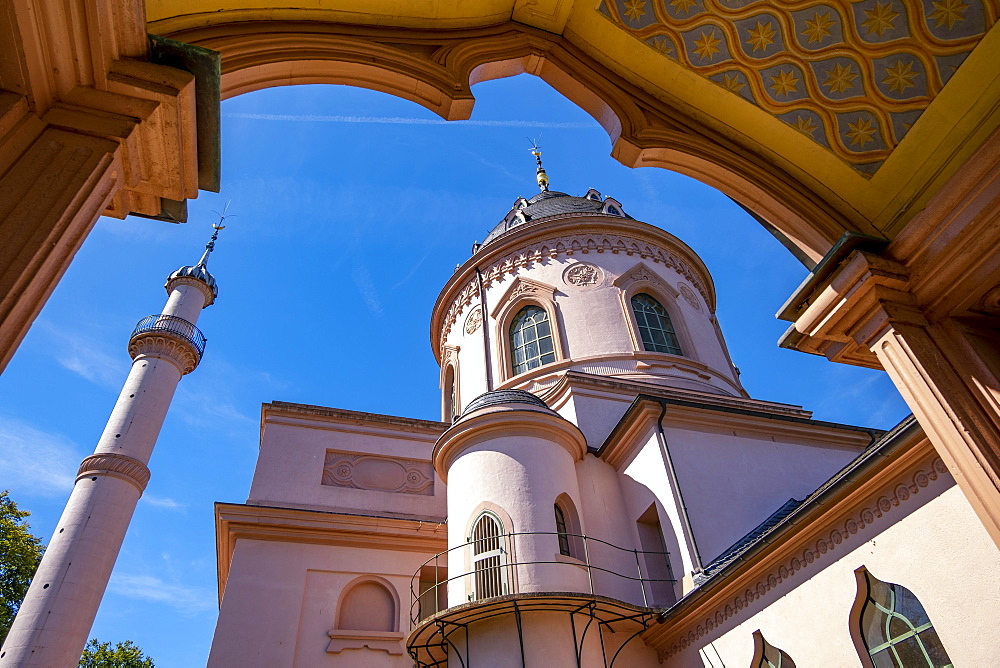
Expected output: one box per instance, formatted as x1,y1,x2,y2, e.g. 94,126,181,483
0,275,213,667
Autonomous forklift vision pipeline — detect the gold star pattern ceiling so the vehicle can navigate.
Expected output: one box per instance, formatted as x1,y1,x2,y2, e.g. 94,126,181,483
599,0,998,174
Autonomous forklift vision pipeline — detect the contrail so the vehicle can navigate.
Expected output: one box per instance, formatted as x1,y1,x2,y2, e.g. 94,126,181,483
224,112,598,129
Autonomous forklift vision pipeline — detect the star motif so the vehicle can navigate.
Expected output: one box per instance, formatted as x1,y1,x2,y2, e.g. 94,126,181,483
770,68,800,96
793,115,818,136
670,0,699,14
823,62,858,94
802,11,836,44
928,0,968,29
692,29,722,61
651,35,674,56
746,20,777,52
882,59,919,94
624,0,647,21
721,72,746,93
846,117,878,147
862,1,899,37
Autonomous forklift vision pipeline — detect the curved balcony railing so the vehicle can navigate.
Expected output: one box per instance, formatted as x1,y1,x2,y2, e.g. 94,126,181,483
130,314,206,357
409,531,675,629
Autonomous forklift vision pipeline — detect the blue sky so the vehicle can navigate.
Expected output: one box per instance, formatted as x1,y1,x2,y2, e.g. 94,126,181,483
0,75,910,665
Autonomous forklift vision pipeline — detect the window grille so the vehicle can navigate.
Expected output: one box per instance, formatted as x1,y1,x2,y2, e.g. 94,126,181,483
554,504,571,556
470,513,507,600
630,293,682,355
510,305,556,375
859,571,953,667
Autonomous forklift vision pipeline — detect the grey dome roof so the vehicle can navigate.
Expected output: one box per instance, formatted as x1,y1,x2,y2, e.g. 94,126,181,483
167,264,218,298
482,190,632,247
461,389,549,416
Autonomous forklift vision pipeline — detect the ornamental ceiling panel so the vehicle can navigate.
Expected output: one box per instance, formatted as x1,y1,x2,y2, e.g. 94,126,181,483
598,0,998,174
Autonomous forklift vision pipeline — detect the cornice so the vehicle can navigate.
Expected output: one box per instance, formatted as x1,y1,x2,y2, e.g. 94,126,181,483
430,216,718,362
215,503,448,602
128,333,200,375
432,406,588,481
642,428,947,660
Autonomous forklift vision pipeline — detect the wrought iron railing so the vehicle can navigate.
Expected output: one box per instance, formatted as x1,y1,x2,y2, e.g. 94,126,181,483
130,314,207,357
409,531,675,628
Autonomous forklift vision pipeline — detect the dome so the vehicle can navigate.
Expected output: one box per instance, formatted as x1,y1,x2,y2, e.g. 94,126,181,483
482,190,632,247
461,389,549,416
167,263,218,299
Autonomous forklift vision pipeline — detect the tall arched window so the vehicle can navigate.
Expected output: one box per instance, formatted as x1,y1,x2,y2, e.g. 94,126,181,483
443,365,457,422
470,512,507,600
509,305,556,375
631,293,682,355
752,630,795,668
857,570,953,667
554,504,571,556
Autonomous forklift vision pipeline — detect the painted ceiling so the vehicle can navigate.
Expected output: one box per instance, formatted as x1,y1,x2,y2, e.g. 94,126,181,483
599,0,998,174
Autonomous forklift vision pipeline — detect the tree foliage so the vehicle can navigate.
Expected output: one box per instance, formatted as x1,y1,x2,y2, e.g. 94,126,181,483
0,489,45,646
79,639,155,667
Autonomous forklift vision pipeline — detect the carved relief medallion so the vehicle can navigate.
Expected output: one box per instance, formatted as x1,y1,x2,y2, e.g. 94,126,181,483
679,284,701,311
322,450,434,495
563,262,602,287
464,306,483,334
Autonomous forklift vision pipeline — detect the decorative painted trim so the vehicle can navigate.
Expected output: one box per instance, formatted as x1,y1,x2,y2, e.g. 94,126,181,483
128,333,200,374
437,232,711,348
322,450,434,496
76,453,151,492
657,455,948,660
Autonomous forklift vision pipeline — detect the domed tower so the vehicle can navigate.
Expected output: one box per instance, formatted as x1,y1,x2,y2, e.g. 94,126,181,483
430,152,744,445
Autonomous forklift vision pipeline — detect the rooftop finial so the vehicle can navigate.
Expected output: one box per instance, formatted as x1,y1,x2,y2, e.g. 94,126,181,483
196,201,233,268
529,138,549,192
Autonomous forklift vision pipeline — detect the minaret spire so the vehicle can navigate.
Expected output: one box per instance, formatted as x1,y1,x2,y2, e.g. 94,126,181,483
1,218,224,667
195,201,231,269
529,139,549,192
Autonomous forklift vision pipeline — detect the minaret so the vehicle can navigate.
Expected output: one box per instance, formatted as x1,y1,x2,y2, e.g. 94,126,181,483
0,222,225,667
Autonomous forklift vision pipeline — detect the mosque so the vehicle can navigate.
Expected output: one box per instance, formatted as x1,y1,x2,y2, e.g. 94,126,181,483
201,155,998,666
3,0,1000,664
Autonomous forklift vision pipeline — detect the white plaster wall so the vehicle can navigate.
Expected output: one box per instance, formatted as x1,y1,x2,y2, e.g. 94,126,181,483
209,539,434,667
249,419,446,519
664,480,1000,667
446,436,588,605
663,424,865,562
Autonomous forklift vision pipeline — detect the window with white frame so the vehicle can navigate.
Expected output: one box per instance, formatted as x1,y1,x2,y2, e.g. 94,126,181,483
631,293,682,355
470,512,507,600
509,305,556,375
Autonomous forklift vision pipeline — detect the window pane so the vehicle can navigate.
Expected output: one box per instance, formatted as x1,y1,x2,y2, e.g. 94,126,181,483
870,648,898,668
536,319,551,337
918,629,950,666
892,636,930,667
539,337,554,355
540,351,556,365
631,293,682,355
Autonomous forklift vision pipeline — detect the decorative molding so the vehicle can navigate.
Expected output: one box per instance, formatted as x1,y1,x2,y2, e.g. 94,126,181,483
76,453,151,492
563,261,603,287
490,276,558,319
680,283,701,311
322,450,434,495
657,455,949,660
164,275,216,306
464,306,483,333
128,333,200,375
326,630,404,655
438,233,711,346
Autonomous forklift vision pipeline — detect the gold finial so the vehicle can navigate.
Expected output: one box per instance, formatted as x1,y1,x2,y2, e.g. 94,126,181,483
529,138,549,192
197,201,234,268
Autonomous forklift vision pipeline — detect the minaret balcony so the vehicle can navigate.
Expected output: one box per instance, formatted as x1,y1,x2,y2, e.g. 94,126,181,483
406,531,675,665
129,314,207,371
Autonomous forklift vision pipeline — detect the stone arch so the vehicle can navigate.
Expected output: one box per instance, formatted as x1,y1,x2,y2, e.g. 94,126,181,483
335,575,400,633
158,20,861,264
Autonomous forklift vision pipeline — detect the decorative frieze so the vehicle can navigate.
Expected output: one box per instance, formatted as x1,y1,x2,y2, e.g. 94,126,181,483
438,233,711,347
658,455,949,661
76,453,151,492
128,334,200,375
322,451,434,495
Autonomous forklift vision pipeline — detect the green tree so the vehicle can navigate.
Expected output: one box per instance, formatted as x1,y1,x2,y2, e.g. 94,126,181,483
0,489,45,646
79,639,155,667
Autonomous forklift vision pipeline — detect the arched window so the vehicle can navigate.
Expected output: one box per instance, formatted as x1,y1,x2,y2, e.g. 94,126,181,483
554,504,571,556
470,512,507,600
752,630,795,668
443,365,457,422
857,570,953,667
509,305,556,375
631,293,682,355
